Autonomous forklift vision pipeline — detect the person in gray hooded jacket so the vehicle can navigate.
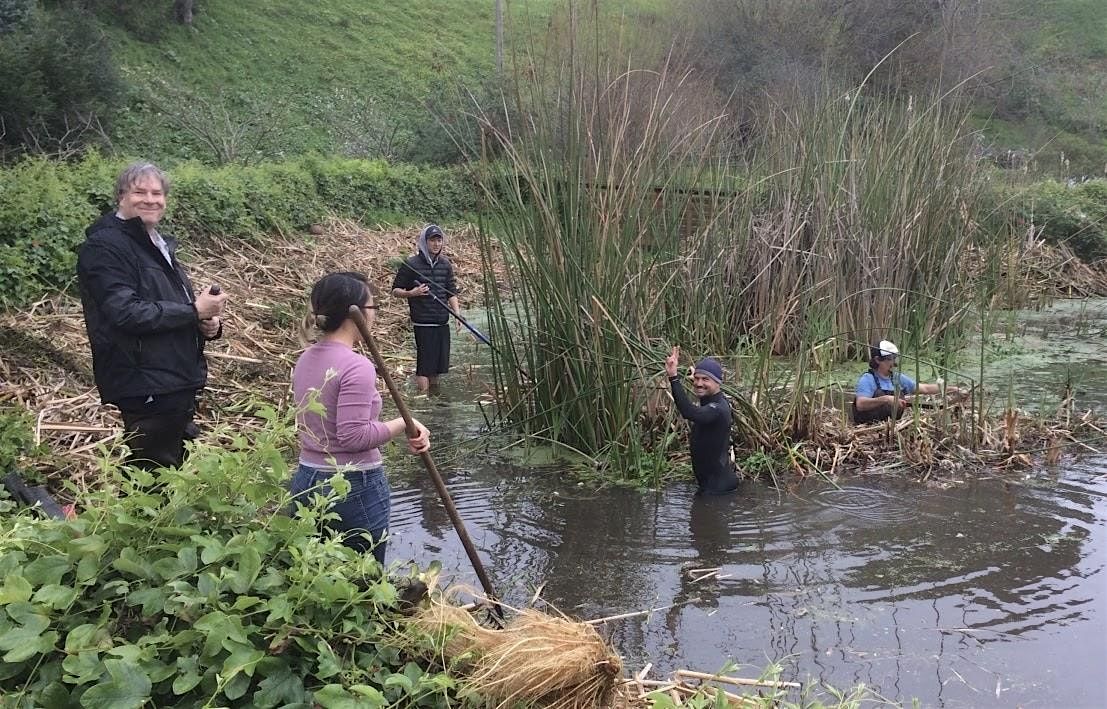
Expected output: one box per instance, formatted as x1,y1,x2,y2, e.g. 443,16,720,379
390,224,460,391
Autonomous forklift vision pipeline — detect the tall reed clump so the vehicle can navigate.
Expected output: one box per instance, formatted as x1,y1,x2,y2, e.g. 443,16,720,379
474,53,733,473
472,11,990,475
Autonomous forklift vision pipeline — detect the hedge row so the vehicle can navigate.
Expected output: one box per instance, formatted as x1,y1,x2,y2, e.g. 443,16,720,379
998,178,1107,263
0,154,479,307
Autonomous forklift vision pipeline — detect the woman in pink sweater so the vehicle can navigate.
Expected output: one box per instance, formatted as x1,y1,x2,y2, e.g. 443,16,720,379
290,272,429,563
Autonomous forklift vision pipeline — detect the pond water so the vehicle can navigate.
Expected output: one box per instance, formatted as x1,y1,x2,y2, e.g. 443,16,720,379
382,300,1107,707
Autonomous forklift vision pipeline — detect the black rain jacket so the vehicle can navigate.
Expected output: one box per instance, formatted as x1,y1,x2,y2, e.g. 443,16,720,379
392,253,457,325
77,213,208,404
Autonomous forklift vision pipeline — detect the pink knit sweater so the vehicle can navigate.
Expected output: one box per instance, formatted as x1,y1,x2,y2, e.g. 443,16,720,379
293,341,392,469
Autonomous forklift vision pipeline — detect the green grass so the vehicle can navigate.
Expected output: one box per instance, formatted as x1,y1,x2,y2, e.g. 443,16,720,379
93,0,1107,174
104,0,558,161
971,115,1107,179
1013,0,1107,60
974,0,1107,176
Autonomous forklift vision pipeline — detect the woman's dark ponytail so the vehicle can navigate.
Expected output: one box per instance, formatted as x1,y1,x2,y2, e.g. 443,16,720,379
309,272,375,332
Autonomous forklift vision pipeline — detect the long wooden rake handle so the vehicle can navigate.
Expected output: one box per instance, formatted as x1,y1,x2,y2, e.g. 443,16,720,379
348,306,499,604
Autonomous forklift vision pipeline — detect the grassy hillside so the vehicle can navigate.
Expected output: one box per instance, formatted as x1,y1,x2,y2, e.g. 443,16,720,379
105,0,527,162
71,0,1107,176
970,0,1107,177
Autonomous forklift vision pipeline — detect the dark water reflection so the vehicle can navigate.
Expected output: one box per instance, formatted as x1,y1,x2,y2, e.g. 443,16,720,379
380,312,1106,708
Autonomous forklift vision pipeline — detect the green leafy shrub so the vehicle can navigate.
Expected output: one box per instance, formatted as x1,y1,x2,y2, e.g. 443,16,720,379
0,157,98,306
301,156,477,224
165,164,260,239
235,162,323,234
0,405,36,473
0,407,455,707
0,0,33,31
1003,179,1107,262
0,154,478,306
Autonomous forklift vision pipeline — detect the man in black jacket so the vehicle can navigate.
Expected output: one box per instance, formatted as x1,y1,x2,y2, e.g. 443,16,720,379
77,162,229,470
391,224,460,392
664,346,738,495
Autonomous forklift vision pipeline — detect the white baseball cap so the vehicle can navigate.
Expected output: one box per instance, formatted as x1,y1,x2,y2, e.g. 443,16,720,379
871,340,899,359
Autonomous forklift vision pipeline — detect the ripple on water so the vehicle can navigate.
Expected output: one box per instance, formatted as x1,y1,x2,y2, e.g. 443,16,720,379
388,473,569,565
389,478,500,530
808,484,922,523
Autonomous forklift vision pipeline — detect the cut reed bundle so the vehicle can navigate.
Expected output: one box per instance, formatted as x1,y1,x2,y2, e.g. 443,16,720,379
407,594,623,708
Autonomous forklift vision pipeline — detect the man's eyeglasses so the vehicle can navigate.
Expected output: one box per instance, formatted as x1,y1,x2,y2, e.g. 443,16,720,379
877,354,897,362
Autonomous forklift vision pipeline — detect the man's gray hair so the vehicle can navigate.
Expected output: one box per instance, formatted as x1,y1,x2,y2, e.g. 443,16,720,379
115,162,170,202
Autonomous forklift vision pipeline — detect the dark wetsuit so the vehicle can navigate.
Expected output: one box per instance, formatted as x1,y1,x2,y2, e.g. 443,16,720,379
669,376,738,495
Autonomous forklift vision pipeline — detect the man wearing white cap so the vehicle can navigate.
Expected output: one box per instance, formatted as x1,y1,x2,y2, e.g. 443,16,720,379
853,340,959,424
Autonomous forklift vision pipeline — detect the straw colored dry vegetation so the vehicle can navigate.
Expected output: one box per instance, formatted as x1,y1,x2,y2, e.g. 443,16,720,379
407,594,622,708
788,394,1103,483
0,218,501,493
402,590,872,708
967,232,1107,307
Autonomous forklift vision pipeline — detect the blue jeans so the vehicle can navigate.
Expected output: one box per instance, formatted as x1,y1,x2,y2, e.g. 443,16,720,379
289,463,391,563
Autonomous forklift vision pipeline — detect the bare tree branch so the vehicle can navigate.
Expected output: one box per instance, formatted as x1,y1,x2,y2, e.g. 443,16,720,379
17,111,107,159
146,77,289,164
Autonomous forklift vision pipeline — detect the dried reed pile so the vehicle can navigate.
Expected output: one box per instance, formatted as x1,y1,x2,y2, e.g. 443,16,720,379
616,666,799,707
966,232,1107,305
0,218,501,492
406,591,810,708
407,593,623,708
789,398,1103,481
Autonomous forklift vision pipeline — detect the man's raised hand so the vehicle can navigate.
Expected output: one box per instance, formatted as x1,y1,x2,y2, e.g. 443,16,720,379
664,346,680,378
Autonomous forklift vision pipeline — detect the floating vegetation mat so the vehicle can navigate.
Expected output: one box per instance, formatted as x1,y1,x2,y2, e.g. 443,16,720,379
617,666,800,707
966,235,1107,303
0,218,503,492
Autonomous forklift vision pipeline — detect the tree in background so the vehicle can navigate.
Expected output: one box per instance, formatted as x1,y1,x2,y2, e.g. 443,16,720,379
0,1,121,157
0,0,33,29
